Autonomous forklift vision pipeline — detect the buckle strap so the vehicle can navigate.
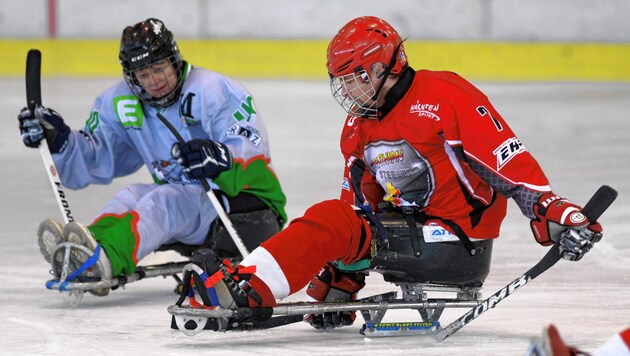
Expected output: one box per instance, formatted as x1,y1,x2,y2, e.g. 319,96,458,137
215,260,263,305
401,206,423,257
421,215,478,256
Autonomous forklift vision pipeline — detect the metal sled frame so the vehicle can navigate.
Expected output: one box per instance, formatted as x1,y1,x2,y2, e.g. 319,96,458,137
167,262,484,337
359,282,482,324
44,202,280,304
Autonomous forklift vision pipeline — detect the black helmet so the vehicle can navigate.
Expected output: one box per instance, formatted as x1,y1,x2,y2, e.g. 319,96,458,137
119,18,184,108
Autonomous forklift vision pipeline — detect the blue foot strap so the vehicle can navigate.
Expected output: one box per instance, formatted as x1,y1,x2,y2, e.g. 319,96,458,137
46,244,102,291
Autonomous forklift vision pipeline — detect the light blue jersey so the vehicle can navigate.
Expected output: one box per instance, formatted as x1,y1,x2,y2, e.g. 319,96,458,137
51,63,286,272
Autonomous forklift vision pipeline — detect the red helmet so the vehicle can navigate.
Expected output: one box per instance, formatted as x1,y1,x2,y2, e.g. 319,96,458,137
326,16,407,78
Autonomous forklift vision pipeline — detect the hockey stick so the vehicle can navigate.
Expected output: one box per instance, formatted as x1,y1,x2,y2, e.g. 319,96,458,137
155,113,249,258
433,184,618,342
26,49,74,224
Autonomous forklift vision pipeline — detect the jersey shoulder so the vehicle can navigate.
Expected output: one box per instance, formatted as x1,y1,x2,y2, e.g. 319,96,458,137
414,69,488,100
91,80,135,122
185,66,250,100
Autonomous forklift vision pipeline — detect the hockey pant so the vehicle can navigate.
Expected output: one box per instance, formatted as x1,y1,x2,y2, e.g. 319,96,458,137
88,183,217,276
239,199,372,304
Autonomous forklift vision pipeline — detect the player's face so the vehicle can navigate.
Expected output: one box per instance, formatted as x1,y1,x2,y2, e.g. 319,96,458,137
330,68,380,117
339,70,376,106
134,59,178,99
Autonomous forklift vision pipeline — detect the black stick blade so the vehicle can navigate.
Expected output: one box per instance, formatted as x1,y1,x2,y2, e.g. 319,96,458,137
26,49,42,112
582,185,618,221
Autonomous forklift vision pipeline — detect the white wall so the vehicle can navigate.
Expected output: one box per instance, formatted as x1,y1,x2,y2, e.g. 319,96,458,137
1,0,629,41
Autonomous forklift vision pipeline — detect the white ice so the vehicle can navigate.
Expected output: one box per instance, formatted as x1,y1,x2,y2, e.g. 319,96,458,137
0,77,629,355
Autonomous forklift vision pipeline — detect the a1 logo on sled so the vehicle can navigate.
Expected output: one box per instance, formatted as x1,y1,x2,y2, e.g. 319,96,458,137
423,222,459,243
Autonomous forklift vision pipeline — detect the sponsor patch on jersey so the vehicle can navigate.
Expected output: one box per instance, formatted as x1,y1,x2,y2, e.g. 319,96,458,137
342,177,350,191
232,96,256,122
114,96,144,128
226,124,261,146
492,137,526,171
84,111,100,134
409,101,441,120
378,167,421,180
422,222,460,243
370,149,404,168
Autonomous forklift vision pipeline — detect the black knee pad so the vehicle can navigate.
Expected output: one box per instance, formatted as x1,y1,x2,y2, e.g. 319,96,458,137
206,209,280,259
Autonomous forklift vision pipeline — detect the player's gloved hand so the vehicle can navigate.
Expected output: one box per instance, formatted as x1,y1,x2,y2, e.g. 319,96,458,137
530,193,603,261
18,105,70,153
171,139,232,179
304,263,365,329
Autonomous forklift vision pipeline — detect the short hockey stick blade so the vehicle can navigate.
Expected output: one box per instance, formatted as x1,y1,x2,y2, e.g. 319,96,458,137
581,185,617,222
26,49,42,112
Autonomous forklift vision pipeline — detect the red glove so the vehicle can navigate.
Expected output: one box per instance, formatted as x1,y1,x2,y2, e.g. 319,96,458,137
304,263,365,329
531,193,603,261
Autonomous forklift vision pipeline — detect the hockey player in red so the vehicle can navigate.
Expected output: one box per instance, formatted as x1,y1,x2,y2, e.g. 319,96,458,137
190,16,604,330
528,324,630,355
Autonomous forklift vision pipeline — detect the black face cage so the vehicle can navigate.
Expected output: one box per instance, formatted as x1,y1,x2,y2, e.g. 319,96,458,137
123,53,184,109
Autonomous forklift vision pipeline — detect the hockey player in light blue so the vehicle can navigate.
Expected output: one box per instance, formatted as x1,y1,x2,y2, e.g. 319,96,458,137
18,18,286,296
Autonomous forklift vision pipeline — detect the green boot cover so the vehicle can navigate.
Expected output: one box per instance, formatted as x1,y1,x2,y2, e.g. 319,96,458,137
88,212,140,277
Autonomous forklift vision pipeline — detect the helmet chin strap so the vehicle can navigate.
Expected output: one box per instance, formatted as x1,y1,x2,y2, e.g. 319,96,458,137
369,41,404,104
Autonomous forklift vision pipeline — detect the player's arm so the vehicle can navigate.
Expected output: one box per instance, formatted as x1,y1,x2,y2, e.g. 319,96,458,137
442,80,602,260
174,81,286,222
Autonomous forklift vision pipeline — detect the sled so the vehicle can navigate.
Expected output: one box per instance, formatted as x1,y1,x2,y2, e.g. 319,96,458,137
44,194,281,306
167,185,617,340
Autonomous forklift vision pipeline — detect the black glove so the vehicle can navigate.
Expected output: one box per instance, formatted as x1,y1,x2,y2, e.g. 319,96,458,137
304,263,365,329
18,106,70,153
172,139,232,179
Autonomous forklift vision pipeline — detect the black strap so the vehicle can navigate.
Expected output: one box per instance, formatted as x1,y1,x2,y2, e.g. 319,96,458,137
175,270,192,306
371,42,403,104
377,203,478,257
421,214,478,256
401,206,423,257
358,207,390,245
192,271,214,306
349,159,368,206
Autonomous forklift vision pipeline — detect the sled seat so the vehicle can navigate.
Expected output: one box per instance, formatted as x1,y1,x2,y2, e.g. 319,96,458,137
367,210,493,288
156,192,280,260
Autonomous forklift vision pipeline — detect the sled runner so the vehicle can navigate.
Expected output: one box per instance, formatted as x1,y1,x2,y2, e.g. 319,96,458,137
168,277,483,337
166,231,491,337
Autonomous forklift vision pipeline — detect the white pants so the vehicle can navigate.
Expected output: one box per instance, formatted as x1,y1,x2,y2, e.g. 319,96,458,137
93,183,217,261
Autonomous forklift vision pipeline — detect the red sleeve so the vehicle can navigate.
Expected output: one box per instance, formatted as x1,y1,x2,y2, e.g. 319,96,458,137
437,73,551,192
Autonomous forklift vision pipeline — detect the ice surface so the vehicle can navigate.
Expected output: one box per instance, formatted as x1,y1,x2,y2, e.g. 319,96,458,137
1,77,629,355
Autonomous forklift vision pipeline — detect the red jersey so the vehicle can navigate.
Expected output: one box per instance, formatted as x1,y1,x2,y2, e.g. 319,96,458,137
339,69,551,239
